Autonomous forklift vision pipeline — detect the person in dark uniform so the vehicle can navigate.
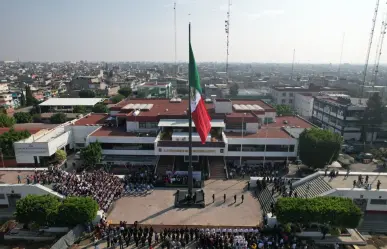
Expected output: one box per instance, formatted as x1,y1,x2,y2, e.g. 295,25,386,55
212,193,215,203
223,193,226,203
241,194,244,203
234,194,237,203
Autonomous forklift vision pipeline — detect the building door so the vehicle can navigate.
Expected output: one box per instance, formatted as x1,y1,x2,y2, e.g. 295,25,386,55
7,194,21,208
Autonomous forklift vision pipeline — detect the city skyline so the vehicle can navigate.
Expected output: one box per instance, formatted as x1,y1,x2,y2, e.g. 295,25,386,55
0,0,386,64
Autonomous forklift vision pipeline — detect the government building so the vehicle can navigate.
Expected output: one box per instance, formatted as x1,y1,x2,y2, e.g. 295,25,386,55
13,98,313,177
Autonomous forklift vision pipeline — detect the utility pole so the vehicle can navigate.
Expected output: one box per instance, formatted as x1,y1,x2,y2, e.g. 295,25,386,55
174,2,177,76
360,0,380,100
290,49,295,81
338,32,345,78
225,0,231,84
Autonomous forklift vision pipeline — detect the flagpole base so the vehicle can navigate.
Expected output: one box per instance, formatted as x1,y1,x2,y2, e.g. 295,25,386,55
174,189,205,208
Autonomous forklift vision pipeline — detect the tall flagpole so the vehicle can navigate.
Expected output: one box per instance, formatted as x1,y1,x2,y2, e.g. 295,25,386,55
188,22,193,197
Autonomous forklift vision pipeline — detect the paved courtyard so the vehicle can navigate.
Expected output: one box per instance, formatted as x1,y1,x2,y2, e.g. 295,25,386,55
107,179,262,228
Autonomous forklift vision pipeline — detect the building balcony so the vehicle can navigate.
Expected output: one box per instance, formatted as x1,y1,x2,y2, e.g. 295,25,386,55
157,140,225,148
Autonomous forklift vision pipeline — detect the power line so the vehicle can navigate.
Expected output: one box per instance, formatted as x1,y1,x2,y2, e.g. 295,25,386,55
372,12,387,89
361,0,380,100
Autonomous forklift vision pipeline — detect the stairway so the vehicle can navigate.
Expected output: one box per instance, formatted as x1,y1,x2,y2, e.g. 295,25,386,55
257,186,275,214
209,157,226,179
155,156,175,175
358,212,387,234
293,176,332,198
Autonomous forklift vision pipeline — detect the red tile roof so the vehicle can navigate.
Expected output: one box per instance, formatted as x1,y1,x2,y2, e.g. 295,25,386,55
225,128,291,139
74,114,109,125
267,116,313,129
89,127,148,137
224,116,313,139
110,99,275,122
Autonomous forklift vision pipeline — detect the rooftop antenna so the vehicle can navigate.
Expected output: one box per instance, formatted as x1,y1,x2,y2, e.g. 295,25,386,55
225,0,231,84
338,32,345,78
174,2,177,77
372,12,387,89
290,49,295,81
360,0,380,102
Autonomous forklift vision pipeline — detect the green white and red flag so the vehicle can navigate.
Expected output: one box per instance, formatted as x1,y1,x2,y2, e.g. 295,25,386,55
189,42,211,144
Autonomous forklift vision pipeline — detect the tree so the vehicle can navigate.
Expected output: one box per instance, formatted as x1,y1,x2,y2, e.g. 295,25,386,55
137,91,147,98
15,194,61,227
73,105,87,114
80,142,102,167
275,197,362,229
79,89,96,98
92,103,108,113
14,112,32,123
118,87,132,98
111,94,125,104
55,149,67,162
25,85,38,106
50,113,67,124
32,113,42,123
57,197,99,226
0,129,31,157
275,105,294,116
360,93,384,143
0,114,15,127
229,84,239,97
299,128,343,169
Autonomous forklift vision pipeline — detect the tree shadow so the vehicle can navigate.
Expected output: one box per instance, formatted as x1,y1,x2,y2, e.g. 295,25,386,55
137,206,175,223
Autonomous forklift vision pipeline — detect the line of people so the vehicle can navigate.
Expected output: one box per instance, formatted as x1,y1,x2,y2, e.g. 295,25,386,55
93,219,305,249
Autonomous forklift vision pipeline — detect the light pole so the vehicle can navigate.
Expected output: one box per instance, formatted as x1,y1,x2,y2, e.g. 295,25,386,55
240,113,246,166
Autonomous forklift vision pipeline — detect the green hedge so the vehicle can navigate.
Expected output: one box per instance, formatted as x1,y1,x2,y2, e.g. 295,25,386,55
275,197,362,228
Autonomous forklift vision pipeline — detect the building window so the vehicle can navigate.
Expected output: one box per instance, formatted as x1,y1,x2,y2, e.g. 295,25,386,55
289,99,293,104
370,199,387,205
281,99,286,104
225,123,246,130
282,93,286,97
289,93,293,97
139,122,158,129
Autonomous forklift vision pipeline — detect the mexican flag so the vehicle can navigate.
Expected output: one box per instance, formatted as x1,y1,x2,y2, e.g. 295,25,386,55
189,41,211,144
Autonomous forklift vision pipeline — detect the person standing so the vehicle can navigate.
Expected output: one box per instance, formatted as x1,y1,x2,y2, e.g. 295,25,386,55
212,193,215,203
247,181,250,190
17,175,21,184
241,194,244,203
223,193,226,203
234,194,237,203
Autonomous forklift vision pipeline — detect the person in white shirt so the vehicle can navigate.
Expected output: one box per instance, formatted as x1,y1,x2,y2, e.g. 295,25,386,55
258,242,264,248
233,228,238,234
292,243,297,249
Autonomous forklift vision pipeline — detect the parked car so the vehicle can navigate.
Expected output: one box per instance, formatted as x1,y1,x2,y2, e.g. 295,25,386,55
356,152,373,161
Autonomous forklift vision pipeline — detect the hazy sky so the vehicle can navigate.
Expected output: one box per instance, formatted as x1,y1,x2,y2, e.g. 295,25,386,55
0,0,386,63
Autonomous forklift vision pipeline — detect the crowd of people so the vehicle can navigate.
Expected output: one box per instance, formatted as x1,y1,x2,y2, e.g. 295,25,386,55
93,217,308,249
228,161,288,179
32,167,123,212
